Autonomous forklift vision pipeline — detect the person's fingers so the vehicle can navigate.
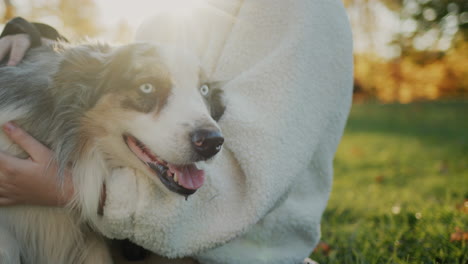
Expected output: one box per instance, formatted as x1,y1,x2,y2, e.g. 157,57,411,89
7,35,30,66
0,183,18,205
0,151,30,175
0,36,13,62
2,122,52,162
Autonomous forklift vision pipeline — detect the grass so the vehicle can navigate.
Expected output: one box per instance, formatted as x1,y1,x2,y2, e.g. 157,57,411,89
310,100,468,264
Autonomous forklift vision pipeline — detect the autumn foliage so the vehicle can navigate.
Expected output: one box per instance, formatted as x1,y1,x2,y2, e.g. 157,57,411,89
354,39,468,103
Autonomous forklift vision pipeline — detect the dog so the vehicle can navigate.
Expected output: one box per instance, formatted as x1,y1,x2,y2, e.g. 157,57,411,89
0,41,225,264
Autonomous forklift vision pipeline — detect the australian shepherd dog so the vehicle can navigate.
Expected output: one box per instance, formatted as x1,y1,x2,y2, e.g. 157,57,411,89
0,42,225,263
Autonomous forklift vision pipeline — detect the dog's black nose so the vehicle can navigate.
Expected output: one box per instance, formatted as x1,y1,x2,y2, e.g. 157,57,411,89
191,129,224,159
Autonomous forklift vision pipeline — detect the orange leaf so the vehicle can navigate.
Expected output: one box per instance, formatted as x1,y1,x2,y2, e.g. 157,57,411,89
455,199,468,214
313,241,331,256
450,228,468,242
375,175,385,183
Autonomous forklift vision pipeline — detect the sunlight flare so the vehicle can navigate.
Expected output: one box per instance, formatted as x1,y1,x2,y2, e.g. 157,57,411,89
150,0,208,17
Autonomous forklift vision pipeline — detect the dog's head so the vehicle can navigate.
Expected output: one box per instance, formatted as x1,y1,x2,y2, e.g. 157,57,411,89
57,43,225,197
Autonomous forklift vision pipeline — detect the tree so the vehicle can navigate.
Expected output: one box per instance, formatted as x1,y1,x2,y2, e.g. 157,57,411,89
345,0,468,102
384,0,467,52
345,0,467,52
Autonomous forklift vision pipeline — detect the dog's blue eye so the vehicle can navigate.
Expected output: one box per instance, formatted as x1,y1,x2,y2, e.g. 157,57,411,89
139,83,155,94
200,84,210,96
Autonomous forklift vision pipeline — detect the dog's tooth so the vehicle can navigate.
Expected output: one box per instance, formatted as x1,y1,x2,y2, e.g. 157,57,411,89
174,173,178,183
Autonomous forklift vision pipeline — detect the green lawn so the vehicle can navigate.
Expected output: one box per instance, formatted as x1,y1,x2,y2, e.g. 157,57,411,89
310,100,468,264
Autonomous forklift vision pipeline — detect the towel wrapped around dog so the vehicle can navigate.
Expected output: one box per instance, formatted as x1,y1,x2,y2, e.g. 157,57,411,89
94,0,353,263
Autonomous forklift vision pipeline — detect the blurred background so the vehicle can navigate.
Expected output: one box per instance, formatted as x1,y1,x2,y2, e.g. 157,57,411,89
1,0,467,263
0,0,467,102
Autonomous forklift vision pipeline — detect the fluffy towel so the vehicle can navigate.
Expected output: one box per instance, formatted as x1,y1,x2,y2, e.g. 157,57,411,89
95,0,353,263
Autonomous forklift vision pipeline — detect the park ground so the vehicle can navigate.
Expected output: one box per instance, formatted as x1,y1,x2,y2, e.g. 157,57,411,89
310,100,468,264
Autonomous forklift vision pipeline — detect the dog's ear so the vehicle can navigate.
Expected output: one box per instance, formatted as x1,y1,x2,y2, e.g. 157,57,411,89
55,43,113,86
52,43,113,109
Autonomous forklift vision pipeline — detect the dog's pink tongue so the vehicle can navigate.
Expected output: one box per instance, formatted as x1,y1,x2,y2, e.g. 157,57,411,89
169,164,205,190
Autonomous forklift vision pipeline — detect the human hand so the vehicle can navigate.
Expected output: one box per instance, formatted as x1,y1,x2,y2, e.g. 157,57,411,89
0,122,74,206
0,34,30,66
0,34,56,66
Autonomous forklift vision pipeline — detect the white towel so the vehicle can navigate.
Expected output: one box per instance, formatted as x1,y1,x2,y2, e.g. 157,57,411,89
95,1,353,263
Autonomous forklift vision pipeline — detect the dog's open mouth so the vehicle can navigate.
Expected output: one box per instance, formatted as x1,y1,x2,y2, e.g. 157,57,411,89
123,134,204,196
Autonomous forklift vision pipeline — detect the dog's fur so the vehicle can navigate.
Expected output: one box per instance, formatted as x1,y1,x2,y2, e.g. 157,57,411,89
0,42,224,263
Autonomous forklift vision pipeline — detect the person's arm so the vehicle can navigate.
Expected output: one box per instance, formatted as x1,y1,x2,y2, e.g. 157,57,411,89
0,18,74,206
